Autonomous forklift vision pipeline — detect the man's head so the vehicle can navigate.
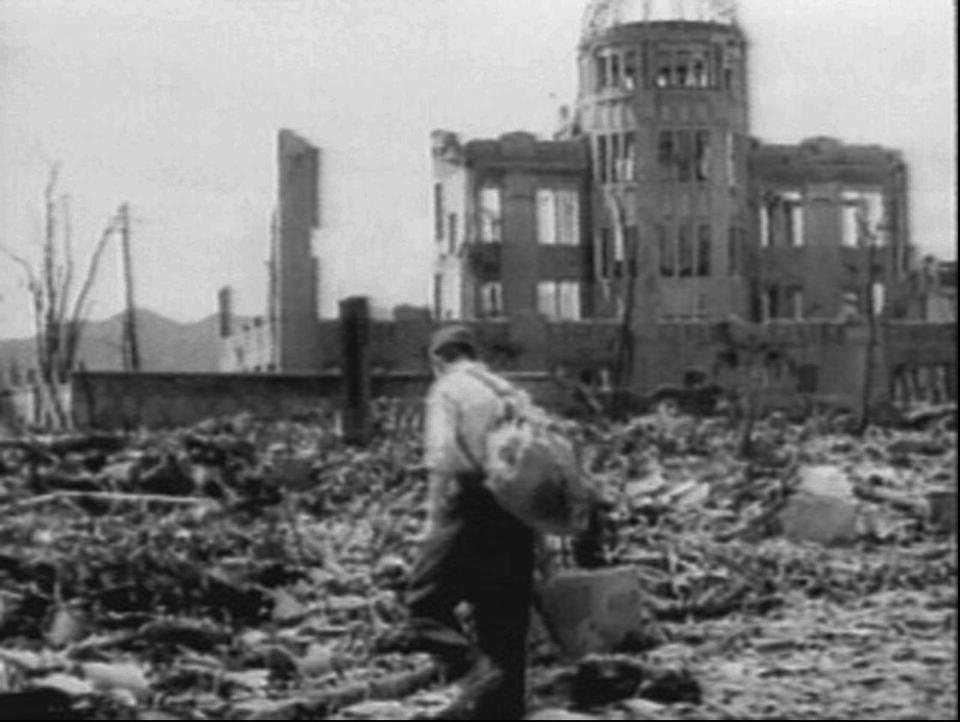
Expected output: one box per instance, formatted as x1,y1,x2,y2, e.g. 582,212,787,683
429,325,477,371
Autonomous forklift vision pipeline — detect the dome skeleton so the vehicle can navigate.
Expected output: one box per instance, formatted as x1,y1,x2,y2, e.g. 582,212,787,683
581,0,738,41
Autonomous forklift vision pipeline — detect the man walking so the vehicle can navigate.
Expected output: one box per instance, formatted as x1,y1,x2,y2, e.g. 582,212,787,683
379,325,536,719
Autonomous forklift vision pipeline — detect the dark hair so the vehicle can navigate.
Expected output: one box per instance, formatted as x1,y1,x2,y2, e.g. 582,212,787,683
432,341,477,363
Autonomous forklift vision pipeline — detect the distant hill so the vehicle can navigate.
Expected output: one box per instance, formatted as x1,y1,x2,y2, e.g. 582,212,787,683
0,309,232,374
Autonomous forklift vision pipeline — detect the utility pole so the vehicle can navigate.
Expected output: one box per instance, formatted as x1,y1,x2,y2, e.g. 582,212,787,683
119,203,141,372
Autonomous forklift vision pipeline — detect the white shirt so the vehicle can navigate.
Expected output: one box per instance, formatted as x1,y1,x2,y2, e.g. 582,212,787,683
422,360,531,525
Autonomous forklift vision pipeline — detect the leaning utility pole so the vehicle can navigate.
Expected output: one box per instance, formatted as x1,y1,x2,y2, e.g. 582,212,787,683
119,203,141,372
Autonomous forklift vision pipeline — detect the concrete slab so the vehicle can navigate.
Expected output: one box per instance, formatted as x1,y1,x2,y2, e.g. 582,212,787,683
538,567,656,659
780,490,859,547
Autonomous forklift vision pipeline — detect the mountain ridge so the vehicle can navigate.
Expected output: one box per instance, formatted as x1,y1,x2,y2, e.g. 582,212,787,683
0,308,231,375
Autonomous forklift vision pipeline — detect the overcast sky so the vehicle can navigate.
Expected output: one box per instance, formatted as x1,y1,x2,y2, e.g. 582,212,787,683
0,0,956,339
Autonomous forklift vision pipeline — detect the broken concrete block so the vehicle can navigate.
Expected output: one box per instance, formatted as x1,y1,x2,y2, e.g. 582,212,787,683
780,490,859,547
926,489,957,533
538,567,656,659
796,464,854,499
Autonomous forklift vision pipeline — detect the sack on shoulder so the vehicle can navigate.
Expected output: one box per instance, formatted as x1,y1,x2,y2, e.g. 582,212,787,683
464,369,595,536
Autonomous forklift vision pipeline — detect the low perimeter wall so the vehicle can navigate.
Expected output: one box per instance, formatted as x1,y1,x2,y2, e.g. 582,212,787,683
70,371,565,430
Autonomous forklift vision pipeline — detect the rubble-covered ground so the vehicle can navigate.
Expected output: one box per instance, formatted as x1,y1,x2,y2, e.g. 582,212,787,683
0,405,956,720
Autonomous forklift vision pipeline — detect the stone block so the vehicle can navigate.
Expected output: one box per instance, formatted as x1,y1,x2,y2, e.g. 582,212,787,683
927,489,957,533
537,567,654,659
795,464,854,499
780,491,859,547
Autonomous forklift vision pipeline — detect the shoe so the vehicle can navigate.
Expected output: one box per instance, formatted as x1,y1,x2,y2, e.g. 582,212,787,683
429,655,505,720
373,622,474,678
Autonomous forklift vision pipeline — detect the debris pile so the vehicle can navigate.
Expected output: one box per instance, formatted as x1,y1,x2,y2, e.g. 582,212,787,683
0,408,955,719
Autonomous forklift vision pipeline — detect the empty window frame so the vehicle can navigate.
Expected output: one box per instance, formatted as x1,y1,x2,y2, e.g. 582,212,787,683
659,129,709,183
621,132,637,181
447,212,458,253
678,223,694,277
597,135,609,183
658,224,675,277
658,131,674,178
655,51,671,87
537,189,581,246
785,286,804,319
675,51,692,87
596,53,609,90
692,55,709,87
536,189,557,245
557,190,580,246
537,281,581,321
624,225,639,278
762,286,780,321
599,227,613,277
433,183,444,243
781,191,804,247
696,223,711,276
479,281,503,317
726,131,736,187
609,52,621,88
727,225,742,276
624,51,638,89
676,130,692,183
479,186,502,243
694,130,710,181
842,190,886,247
610,134,621,182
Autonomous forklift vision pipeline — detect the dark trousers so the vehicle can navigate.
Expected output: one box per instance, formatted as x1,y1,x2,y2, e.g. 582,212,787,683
405,481,535,720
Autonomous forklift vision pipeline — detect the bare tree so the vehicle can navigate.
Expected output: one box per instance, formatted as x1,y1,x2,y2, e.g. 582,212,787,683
0,164,119,428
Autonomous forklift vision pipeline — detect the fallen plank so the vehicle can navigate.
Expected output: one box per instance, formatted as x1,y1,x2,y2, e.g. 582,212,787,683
0,491,220,513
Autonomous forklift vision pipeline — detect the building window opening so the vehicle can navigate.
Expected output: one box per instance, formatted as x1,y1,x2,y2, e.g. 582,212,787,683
658,224,675,277
609,133,621,182
655,52,671,87
447,212,458,254
624,51,638,89
622,132,636,181
433,183,444,243
596,54,608,90
694,130,710,181
696,224,711,276
597,135,608,183
692,57,708,87
760,196,777,247
728,225,742,276
536,189,557,245
843,290,860,316
713,44,724,87
676,51,691,87
600,227,613,277
433,274,443,319
538,281,581,321
774,191,804,247
678,223,693,277
480,281,502,318
786,286,804,319
726,132,736,187
872,282,885,316
479,186,501,243
609,52,621,88
762,286,780,321
625,225,639,277
676,130,692,183
658,131,674,177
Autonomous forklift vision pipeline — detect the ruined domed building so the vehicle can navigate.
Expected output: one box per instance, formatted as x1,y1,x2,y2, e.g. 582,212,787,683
432,0,912,326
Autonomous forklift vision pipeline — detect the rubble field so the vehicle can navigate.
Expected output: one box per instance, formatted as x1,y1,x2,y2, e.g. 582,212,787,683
0,405,956,720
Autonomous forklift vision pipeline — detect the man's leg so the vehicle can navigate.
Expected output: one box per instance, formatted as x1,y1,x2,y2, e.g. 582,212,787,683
393,513,474,673
467,493,536,720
